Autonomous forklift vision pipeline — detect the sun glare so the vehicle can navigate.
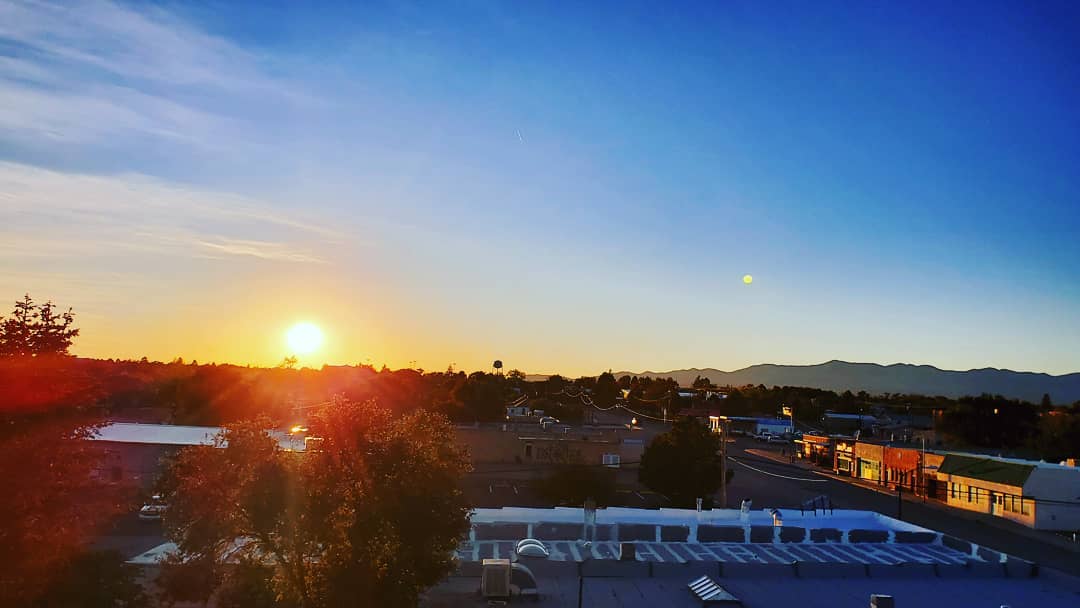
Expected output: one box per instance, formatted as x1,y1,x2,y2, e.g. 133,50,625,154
286,322,324,355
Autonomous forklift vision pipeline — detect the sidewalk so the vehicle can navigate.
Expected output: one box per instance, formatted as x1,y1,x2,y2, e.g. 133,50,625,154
745,447,1080,555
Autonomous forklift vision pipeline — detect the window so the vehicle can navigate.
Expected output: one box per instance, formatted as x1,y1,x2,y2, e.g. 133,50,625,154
602,453,620,468
524,444,533,459
1021,499,1031,515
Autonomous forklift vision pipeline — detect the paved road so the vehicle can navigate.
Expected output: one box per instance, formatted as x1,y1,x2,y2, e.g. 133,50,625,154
724,438,1080,576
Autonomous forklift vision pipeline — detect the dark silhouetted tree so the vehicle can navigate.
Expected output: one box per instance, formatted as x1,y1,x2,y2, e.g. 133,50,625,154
537,465,617,507
0,294,79,357
639,417,729,508
593,371,619,408
35,550,148,608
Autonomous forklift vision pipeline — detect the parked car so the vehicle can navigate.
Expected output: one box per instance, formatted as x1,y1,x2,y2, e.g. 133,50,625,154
767,435,790,444
753,432,772,442
138,495,167,521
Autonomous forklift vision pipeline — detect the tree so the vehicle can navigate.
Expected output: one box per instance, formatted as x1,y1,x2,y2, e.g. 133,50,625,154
506,368,526,382
639,417,727,508
1034,410,1080,462
0,417,132,604
35,550,148,608
544,374,568,394
0,294,79,357
160,399,472,607
536,464,616,506
451,372,505,421
593,371,619,408
155,554,218,607
1041,393,1053,409
692,376,712,389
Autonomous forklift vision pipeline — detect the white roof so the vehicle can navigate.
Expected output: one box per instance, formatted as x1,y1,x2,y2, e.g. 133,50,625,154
469,506,928,532
90,422,306,451
91,422,221,446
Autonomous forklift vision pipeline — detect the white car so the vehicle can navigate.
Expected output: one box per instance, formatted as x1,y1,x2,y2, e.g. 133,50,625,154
767,435,790,444
138,495,167,521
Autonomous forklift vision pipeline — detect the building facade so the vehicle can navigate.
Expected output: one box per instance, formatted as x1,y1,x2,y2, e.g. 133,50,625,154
855,442,883,482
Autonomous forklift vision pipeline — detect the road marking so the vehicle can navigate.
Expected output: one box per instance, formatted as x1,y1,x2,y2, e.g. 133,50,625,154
635,491,645,501
488,485,493,494
513,485,519,495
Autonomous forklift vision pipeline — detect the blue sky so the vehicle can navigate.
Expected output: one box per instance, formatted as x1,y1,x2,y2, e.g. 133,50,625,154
1,0,1078,374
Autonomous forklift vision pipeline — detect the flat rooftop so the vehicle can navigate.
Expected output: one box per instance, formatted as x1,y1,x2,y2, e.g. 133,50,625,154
426,506,1080,607
423,567,1080,608
462,507,968,566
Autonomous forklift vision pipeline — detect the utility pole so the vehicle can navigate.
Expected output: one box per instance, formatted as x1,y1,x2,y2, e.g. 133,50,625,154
785,403,796,462
719,419,729,509
919,436,927,499
897,483,903,521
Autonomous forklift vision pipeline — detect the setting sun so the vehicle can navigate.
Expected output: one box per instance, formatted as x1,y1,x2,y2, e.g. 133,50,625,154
286,322,324,355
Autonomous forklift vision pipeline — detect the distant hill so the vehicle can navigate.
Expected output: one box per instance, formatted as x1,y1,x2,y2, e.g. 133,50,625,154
613,360,1080,403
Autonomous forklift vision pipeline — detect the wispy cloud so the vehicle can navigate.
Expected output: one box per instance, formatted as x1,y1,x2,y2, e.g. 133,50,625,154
0,0,318,151
196,238,327,264
0,161,336,264
0,0,302,94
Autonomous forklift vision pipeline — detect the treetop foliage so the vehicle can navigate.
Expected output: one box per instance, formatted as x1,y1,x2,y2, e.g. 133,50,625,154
0,294,79,357
0,417,133,605
159,398,472,608
638,417,726,508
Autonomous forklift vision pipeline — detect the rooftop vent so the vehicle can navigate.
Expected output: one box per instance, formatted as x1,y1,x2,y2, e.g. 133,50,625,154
515,539,550,559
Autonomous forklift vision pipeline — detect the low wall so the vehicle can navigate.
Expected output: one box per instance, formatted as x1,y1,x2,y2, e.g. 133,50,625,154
469,519,943,546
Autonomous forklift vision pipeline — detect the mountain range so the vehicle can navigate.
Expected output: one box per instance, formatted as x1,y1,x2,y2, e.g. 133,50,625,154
610,360,1080,404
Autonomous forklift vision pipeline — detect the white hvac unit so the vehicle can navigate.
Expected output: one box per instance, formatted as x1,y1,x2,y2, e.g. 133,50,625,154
481,558,511,599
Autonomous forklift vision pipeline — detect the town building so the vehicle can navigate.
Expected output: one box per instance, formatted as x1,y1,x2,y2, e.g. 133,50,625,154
683,412,792,436
935,454,1080,530
813,433,1080,530
453,423,644,470
821,411,884,435
88,422,305,489
855,441,884,482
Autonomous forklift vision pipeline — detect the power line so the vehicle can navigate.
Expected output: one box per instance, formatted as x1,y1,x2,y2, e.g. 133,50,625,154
728,456,828,483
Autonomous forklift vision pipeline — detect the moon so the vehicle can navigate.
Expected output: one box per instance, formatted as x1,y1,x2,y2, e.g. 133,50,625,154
286,322,324,355
743,274,753,285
